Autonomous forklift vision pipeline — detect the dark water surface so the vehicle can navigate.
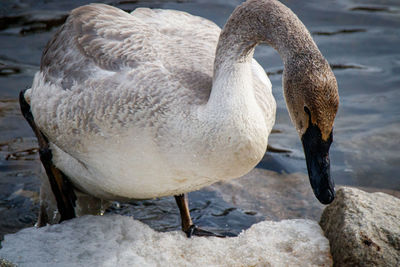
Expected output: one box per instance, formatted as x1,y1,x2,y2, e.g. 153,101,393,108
0,0,399,239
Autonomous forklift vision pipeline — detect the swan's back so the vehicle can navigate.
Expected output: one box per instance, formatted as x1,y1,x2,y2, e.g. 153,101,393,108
31,5,222,148
41,4,219,96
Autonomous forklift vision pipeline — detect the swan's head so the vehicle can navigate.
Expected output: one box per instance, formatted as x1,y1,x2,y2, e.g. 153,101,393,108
283,56,339,204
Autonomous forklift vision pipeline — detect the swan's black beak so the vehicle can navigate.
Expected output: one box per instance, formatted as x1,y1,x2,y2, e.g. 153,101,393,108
301,124,335,204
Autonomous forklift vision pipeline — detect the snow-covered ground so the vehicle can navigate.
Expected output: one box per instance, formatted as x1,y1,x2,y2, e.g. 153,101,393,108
0,215,331,266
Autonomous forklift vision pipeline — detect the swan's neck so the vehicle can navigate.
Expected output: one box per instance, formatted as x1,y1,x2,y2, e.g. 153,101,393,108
207,61,255,112
212,0,324,93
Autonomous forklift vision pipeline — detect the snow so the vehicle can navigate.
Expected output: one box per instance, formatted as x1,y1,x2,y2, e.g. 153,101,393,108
0,215,331,266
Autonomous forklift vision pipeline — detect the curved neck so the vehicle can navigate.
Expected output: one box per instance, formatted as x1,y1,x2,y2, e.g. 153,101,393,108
213,0,323,78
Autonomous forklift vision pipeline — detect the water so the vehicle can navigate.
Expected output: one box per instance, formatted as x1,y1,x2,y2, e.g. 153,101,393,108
0,0,399,239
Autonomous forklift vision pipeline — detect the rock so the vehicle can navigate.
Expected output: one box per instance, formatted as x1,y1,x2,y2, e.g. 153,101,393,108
320,187,400,266
0,215,332,266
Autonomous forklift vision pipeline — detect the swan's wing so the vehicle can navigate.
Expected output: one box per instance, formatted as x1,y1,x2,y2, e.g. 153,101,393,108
41,4,220,94
31,4,221,148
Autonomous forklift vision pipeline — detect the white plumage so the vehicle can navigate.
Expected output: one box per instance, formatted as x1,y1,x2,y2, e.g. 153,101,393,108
27,4,275,200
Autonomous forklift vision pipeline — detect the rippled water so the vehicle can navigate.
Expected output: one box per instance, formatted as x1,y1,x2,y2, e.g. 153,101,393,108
0,0,399,239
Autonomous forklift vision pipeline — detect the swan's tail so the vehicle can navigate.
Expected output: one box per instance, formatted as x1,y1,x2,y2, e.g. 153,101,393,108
20,88,32,105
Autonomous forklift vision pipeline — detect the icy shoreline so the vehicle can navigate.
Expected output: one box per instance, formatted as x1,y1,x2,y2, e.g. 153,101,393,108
0,215,331,266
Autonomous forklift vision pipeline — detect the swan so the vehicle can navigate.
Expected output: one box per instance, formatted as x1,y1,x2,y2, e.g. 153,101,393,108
20,0,339,236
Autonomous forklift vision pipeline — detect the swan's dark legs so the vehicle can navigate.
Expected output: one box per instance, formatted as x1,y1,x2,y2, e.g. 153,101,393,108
174,193,192,233
19,90,76,224
174,193,225,238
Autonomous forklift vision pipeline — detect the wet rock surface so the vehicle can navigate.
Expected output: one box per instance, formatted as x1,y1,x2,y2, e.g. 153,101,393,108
320,187,400,266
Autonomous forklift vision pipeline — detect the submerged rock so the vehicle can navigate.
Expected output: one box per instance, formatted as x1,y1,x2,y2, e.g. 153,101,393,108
0,215,331,266
320,187,400,266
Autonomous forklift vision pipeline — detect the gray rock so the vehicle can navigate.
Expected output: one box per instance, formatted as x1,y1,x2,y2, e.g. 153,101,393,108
320,187,400,267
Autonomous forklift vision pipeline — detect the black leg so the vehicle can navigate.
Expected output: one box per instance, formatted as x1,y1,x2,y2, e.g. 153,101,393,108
36,201,49,227
174,194,226,238
19,90,76,223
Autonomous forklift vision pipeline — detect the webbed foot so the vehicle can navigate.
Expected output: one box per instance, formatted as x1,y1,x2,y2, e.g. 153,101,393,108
185,224,236,238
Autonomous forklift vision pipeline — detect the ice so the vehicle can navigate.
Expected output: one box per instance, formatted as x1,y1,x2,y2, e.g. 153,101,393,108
0,215,331,266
